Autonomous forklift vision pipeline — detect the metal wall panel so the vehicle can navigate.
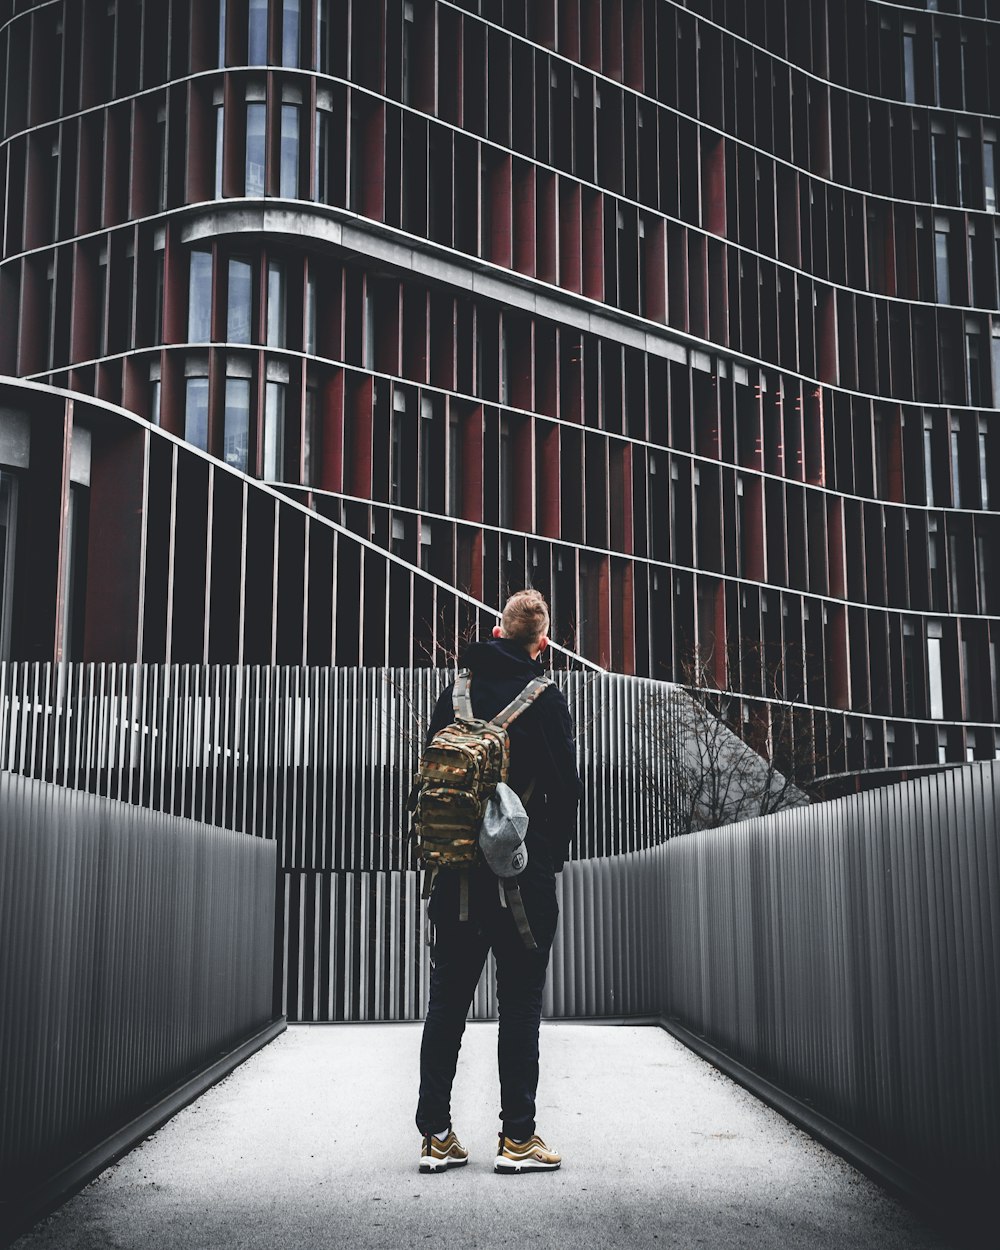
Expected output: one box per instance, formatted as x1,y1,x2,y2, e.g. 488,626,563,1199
0,770,277,1207
659,761,1000,1207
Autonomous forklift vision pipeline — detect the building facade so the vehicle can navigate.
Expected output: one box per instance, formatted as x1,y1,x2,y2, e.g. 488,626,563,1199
2,0,1000,792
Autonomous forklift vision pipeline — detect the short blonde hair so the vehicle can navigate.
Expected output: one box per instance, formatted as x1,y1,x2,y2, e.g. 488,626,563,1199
500,589,550,646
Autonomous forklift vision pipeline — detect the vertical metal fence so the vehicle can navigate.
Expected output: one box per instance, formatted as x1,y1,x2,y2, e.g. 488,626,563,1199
658,760,1000,1222
0,770,278,1221
0,662,680,868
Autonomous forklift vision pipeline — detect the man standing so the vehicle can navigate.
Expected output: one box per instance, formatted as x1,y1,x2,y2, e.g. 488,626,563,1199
415,590,582,1174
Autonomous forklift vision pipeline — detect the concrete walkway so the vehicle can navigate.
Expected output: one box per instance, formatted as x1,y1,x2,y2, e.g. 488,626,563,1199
15,1024,954,1250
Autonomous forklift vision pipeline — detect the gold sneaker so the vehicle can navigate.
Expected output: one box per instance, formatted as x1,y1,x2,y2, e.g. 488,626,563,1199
419,1129,469,1173
494,1132,562,1173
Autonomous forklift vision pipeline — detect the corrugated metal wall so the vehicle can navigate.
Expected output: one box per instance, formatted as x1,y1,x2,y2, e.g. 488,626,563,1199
0,771,278,1209
659,760,1000,1211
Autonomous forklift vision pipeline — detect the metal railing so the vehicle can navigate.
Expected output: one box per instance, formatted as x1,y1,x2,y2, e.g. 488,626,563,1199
0,771,278,1226
0,662,682,867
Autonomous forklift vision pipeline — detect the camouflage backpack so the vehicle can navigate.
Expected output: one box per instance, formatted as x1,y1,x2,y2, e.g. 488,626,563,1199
410,669,551,942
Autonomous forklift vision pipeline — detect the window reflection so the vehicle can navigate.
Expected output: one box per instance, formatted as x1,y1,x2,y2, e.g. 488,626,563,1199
188,249,213,341
227,258,253,343
280,104,300,197
249,0,268,63
246,102,266,195
185,376,210,451
282,0,300,67
264,380,286,479
224,376,251,471
267,261,286,346
214,101,225,198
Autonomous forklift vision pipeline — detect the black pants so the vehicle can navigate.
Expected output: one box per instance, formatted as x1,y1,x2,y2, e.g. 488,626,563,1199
415,865,557,1142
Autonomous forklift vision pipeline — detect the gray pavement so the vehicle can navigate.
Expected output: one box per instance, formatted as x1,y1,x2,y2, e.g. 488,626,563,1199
16,1023,954,1250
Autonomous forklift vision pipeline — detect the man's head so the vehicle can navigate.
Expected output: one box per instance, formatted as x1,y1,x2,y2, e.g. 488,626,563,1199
492,589,550,659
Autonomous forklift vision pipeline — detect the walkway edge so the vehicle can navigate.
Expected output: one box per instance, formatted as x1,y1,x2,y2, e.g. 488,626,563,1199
656,1017,926,1209
1,1018,287,1249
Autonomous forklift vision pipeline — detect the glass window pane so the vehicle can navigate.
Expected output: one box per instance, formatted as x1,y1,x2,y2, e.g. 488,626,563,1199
927,635,944,719
246,103,266,196
249,0,268,63
214,105,225,198
315,109,329,203
903,34,916,104
224,376,251,471
188,249,213,341
264,381,286,479
304,384,317,484
316,0,328,72
280,104,299,198
267,261,286,346
935,230,950,303
185,376,210,451
227,258,253,343
218,0,227,66
282,0,300,67
304,271,316,353
984,142,997,213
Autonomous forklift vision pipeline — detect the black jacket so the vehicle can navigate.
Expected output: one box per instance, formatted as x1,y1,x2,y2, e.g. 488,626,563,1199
426,638,583,873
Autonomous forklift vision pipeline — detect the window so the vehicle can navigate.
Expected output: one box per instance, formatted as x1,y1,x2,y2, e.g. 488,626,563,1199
447,410,463,515
966,324,985,408
316,0,329,72
248,0,268,63
934,222,950,303
958,132,974,207
993,325,1000,408
223,373,251,471
96,246,108,356
282,0,300,66
304,383,317,484
246,101,266,195
924,413,936,506
390,390,407,505
902,622,919,715
402,1,414,104
903,30,916,104
927,624,944,719
279,103,300,197
985,139,997,213
156,105,167,210
499,416,513,526
149,362,161,426
932,129,950,202
218,0,227,65
264,380,286,478
950,419,962,507
266,260,286,346
315,91,332,202
979,416,990,508
0,471,18,659
188,249,213,341
152,243,165,344
304,270,317,354
214,94,225,198
227,257,253,343
185,374,210,451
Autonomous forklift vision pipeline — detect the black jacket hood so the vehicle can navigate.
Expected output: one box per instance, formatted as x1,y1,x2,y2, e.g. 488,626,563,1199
459,637,545,677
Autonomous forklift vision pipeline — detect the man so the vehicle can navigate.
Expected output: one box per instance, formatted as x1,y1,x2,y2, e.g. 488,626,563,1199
415,589,582,1174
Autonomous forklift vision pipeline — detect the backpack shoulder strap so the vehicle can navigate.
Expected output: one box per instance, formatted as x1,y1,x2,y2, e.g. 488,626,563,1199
491,677,553,731
452,669,473,721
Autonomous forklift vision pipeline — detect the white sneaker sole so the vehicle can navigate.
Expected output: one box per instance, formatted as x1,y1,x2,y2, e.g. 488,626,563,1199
419,1155,469,1173
494,1156,561,1173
